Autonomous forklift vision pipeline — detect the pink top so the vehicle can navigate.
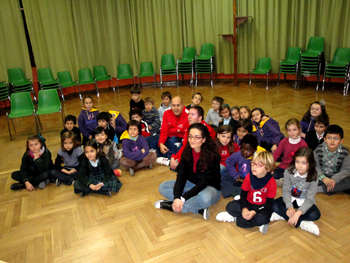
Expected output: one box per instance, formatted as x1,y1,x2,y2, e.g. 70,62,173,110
273,137,308,169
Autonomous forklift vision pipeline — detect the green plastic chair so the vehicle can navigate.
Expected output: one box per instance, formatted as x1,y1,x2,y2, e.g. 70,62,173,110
36,89,65,132
195,44,214,87
322,48,350,96
301,37,324,58
7,67,36,101
0,81,10,102
117,64,135,92
78,68,99,97
6,92,37,140
93,65,115,93
37,68,65,102
160,54,178,88
277,47,302,89
137,62,156,89
178,47,196,86
249,57,272,90
57,71,81,100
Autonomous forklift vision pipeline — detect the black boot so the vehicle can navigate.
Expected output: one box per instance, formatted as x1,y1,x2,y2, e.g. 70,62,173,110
154,200,174,212
10,183,26,191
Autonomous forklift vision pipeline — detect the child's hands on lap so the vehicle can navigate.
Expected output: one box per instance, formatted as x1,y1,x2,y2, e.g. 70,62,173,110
287,210,302,226
172,198,184,213
323,177,336,192
286,207,295,218
242,208,256,220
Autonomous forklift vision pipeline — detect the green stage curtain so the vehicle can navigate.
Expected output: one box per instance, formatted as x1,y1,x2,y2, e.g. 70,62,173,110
0,0,32,82
237,0,350,74
182,0,234,74
22,0,79,79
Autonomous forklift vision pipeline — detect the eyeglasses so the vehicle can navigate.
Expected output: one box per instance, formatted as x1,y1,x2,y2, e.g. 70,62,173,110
325,136,341,141
251,162,264,168
188,135,203,141
310,107,321,111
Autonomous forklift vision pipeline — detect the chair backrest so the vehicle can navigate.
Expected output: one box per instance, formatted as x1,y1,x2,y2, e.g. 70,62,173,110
8,67,27,84
161,54,176,68
285,47,302,61
93,66,108,79
306,37,324,53
182,47,196,60
117,64,133,78
200,43,214,57
57,71,75,87
332,48,350,63
139,62,155,76
10,92,34,113
78,68,94,82
37,89,60,110
37,68,55,83
257,57,271,71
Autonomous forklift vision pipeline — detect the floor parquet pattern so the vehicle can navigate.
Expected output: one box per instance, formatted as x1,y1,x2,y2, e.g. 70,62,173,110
1,80,350,262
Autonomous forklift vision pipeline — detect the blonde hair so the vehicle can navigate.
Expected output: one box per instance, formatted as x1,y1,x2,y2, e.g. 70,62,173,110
285,118,301,131
144,97,154,105
251,151,276,172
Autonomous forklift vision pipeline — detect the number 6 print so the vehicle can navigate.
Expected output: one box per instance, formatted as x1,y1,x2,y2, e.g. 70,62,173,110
253,191,262,203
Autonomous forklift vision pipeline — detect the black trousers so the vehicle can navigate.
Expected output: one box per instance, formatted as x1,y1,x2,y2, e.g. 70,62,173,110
73,179,110,196
12,170,50,186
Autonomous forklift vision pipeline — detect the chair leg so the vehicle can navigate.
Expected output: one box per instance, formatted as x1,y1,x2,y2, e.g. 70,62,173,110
249,72,252,88
176,71,179,88
111,77,115,93
138,76,141,88
160,70,163,89
117,79,119,93
60,108,65,128
322,73,326,93
59,86,65,103
76,84,82,100
195,72,198,87
6,113,12,141
37,115,43,131
133,77,135,86
94,82,99,97
31,86,37,102
277,70,281,87
266,73,269,90
153,74,157,89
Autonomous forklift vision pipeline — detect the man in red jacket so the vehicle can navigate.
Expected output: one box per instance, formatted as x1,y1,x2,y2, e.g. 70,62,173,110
147,96,189,160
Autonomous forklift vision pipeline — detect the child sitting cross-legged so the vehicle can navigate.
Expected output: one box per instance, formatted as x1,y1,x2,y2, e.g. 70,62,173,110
143,97,160,135
51,131,84,186
270,147,321,236
94,127,123,177
120,120,157,176
216,151,277,234
222,134,265,198
314,125,350,195
74,140,123,197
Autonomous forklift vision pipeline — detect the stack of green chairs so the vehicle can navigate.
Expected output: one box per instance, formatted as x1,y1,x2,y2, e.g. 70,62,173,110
117,64,135,92
177,47,195,86
137,62,156,89
195,43,214,88
78,68,99,97
93,66,115,93
277,47,302,89
322,48,350,96
249,57,272,90
37,67,65,102
160,54,178,88
0,81,10,102
300,37,325,91
57,71,82,100
7,67,36,101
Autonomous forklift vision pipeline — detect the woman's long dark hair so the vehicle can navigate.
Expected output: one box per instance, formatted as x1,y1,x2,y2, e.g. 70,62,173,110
182,123,220,171
302,101,329,122
287,147,317,182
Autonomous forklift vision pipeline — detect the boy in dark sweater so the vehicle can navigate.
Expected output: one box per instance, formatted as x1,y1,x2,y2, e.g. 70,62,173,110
94,112,117,144
314,125,350,195
60,115,81,142
130,86,145,112
305,115,329,151
143,97,160,135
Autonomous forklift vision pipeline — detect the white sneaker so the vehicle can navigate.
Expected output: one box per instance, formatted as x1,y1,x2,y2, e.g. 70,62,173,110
174,142,182,148
275,178,284,187
233,195,241,200
149,148,156,152
216,212,236,222
300,221,320,236
129,167,135,176
259,224,269,234
156,157,170,166
116,150,123,160
270,212,285,222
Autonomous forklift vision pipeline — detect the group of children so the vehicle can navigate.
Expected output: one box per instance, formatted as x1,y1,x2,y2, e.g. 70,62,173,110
9,87,350,237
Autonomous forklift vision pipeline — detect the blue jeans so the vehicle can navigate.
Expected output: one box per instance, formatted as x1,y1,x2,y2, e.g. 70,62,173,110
158,180,221,214
271,197,321,228
220,174,243,198
146,134,183,158
220,164,228,178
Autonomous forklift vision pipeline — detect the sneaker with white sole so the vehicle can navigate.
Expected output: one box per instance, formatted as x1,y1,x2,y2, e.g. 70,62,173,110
156,157,170,166
154,200,174,212
148,164,152,169
38,181,47,189
233,195,241,200
259,224,269,234
198,207,209,220
55,179,61,187
270,212,285,222
300,221,320,236
216,212,236,222
129,167,135,176
174,142,182,148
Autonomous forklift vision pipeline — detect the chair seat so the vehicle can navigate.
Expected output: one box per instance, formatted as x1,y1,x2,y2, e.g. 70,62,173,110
95,76,111,81
12,80,32,87
178,59,194,64
9,108,34,118
79,80,95,85
327,62,348,68
251,69,269,74
280,60,298,66
138,72,154,77
60,81,76,88
301,51,321,58
41,80,59,86
161,65,176,70
196,55,212,60
36,106,61,115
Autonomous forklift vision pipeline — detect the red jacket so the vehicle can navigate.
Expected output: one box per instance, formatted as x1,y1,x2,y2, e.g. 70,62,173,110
172,120,216,162
158,107,189,146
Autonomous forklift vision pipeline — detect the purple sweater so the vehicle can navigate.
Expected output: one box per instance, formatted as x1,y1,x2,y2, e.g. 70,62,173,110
252,117,284,146
300,118,315,134
78,108,99,138
122,134,149,161
114,113,127,135
226,151,252,179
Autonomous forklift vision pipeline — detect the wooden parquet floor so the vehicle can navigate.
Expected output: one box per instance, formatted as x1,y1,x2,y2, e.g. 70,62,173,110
1,80,350,262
